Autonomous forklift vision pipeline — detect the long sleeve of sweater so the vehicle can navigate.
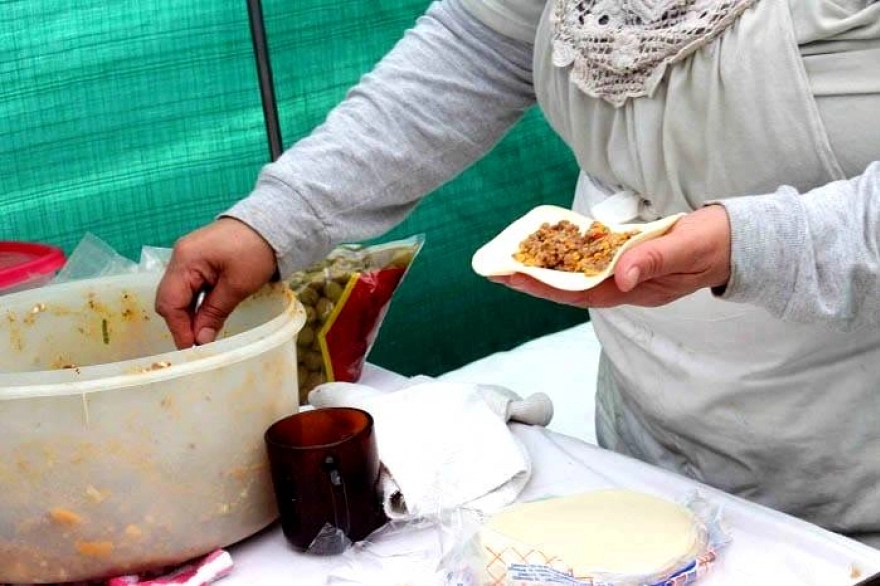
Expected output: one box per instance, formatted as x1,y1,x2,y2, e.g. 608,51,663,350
718,161,880,330
224,0,536,277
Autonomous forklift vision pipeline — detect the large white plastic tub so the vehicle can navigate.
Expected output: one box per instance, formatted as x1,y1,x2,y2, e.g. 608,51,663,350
0,272,305,583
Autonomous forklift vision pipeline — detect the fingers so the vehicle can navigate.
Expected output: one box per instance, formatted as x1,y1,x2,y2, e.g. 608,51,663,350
192,280,252,345
614,237,686,293
495,272,700,309
155,264,204,349
155,232,218,349
614,205,731,292
155,218,279,349
490,274,594,306
494,273,646,308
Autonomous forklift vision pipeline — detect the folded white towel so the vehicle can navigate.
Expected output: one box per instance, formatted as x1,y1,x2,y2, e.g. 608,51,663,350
309,379,553,521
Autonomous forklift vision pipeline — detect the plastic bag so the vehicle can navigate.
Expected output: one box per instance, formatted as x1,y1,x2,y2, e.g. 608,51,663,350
451,492,729,586
50,233,171,285
325,508,484,586
51,233,139,284
288,236,424,404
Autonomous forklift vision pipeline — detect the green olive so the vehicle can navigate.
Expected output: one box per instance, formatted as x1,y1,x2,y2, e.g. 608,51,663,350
326,266,348,283
305,305,317,324
297,325,315,347
303,350,324,371
298,286,319,306
323,280,344,303
298,372,323,405
316,297,334,322
304,371,326,391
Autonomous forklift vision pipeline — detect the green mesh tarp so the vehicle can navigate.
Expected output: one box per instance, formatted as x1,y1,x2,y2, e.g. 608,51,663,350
2,1,268,254
1,0,586,376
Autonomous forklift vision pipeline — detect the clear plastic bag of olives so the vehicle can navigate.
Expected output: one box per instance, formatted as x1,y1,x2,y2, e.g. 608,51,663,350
289,235,424,404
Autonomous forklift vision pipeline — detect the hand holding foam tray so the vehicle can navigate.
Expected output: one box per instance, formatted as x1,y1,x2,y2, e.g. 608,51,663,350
472,205,684,292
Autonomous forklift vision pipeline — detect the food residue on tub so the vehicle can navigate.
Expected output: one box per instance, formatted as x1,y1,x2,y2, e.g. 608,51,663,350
75,540,114,557
227,462,266,482
139,361,172,373
49,508,83,526
24,303,48,325
101,318,110,345
85,485,110,504
6,311,25,351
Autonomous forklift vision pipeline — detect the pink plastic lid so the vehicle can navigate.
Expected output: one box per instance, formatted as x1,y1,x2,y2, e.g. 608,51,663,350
0,241,67,289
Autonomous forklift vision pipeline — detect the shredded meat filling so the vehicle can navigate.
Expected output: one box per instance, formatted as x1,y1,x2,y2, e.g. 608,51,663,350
513,220,639,276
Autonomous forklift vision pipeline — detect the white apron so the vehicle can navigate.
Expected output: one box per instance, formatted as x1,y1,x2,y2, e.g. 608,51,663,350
534,0,880,543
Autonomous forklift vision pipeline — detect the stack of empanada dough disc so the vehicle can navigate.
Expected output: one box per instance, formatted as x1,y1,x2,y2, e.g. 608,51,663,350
479,489,704,584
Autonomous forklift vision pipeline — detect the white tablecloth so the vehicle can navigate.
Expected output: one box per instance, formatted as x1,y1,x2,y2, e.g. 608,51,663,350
223,326,880,585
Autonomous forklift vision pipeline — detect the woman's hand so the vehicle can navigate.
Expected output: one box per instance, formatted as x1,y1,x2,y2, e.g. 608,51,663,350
155,218,278,349
490,205,732,308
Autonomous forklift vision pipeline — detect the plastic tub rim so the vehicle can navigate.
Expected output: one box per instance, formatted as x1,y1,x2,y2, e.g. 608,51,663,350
0,272,305,400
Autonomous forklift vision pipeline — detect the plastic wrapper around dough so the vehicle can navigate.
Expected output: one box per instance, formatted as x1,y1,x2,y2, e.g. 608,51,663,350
288,236,424,404
447,490,730,586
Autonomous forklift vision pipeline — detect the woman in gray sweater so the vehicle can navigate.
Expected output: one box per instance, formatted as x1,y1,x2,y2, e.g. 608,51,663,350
155,0,880,544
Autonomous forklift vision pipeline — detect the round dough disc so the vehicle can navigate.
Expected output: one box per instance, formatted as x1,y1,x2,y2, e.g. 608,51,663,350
483,489,702,578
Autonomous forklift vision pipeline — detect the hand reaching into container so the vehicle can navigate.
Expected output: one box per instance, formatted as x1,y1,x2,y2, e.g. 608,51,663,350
155,218,278,349
491,205,732,309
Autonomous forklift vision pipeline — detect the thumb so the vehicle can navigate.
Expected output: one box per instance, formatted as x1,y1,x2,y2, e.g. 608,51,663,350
614,234,688,292
192,281,249,345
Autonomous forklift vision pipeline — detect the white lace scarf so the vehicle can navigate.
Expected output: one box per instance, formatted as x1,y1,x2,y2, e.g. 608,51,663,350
551,0,759,106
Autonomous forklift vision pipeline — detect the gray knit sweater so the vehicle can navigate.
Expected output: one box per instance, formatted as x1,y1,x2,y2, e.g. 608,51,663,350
225,0,880,330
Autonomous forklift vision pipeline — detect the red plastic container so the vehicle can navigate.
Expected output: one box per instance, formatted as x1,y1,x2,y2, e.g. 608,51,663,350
0,241,67,295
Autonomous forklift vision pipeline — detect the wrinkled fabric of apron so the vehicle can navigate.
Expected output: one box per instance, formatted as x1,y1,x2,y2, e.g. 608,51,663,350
533,0,880,543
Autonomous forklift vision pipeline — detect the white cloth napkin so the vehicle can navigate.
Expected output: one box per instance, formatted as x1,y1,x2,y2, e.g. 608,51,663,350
308,378,553,521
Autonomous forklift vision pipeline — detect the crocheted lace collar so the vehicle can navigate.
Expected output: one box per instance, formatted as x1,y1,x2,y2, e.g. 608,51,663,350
551,0,759,107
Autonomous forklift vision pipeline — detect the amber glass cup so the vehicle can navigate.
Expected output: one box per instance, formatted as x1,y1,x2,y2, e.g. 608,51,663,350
264,407,386,554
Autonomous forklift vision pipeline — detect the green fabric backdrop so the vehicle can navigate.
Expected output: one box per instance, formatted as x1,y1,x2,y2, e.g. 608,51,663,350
1,0,587,376
2,1,267,253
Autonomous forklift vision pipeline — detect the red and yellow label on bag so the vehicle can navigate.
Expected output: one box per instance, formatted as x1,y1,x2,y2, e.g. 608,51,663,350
289,236,423,404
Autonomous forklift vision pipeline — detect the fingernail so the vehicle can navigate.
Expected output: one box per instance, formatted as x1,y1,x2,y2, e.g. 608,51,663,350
196,328,217,346
623,267,641,290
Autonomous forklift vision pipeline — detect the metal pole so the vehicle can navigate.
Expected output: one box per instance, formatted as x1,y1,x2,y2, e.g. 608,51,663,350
246,0,284,161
